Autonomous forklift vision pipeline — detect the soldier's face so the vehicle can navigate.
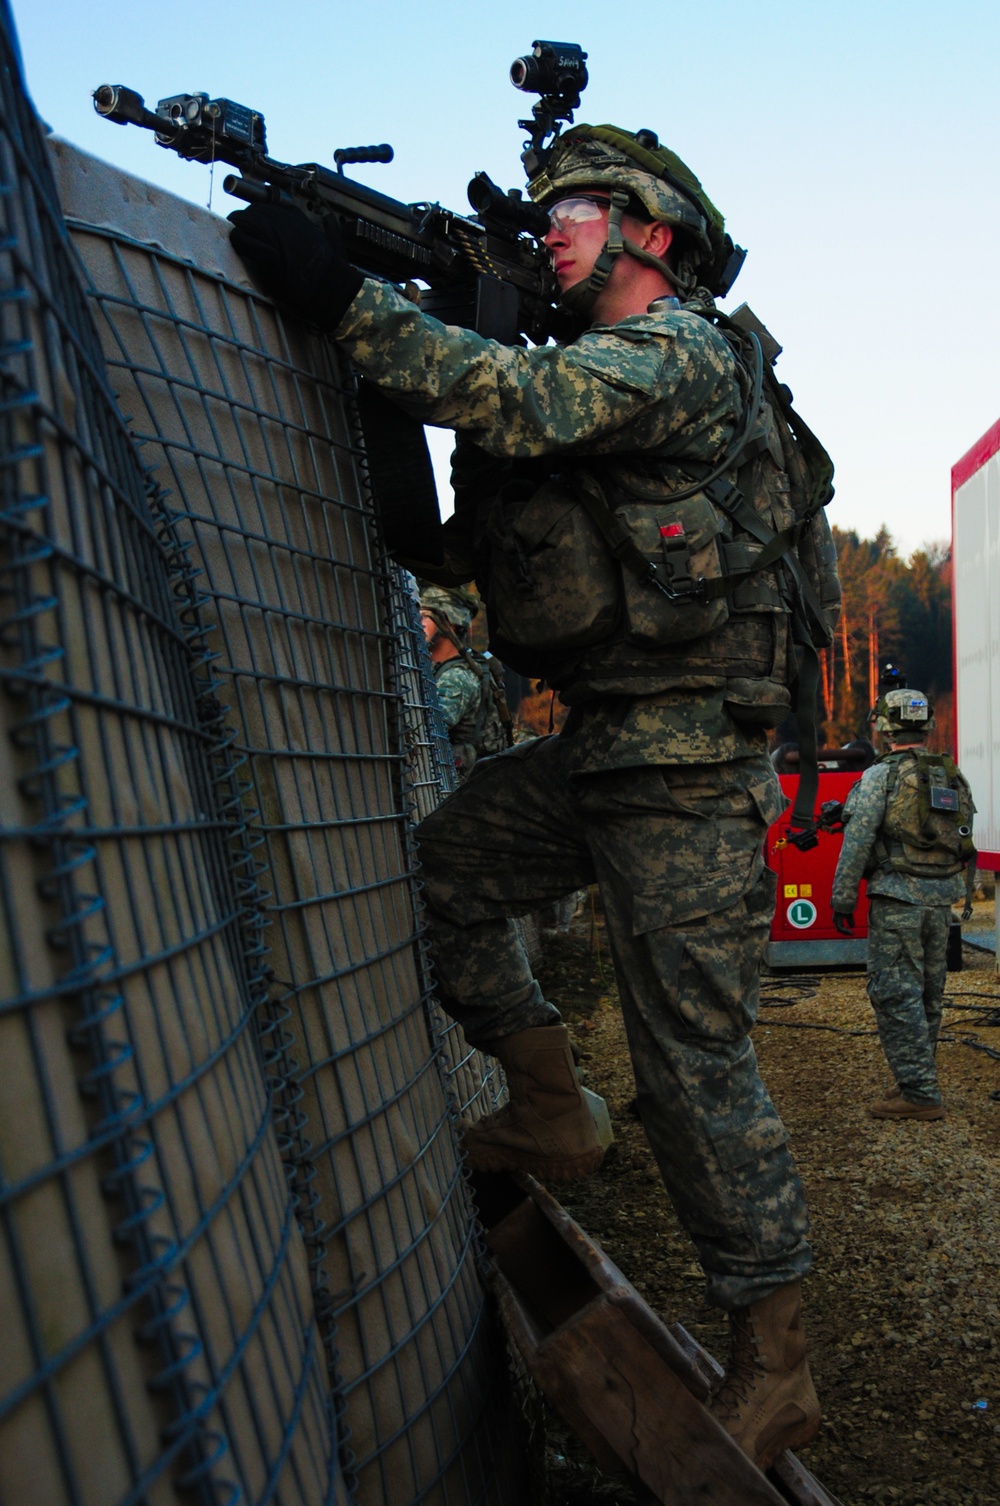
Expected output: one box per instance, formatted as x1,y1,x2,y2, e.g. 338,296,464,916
543,196,613,293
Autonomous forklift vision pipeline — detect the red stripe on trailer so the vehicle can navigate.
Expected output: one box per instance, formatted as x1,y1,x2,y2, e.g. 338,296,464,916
951,414,1000,492
952,417,1000,870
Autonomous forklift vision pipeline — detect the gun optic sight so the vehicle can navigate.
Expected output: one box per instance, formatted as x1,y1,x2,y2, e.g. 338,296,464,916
467,172,550,239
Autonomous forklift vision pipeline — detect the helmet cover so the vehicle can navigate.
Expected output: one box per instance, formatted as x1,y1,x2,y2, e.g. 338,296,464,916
526,124,723,264
871,688,935,734
420,584,477,632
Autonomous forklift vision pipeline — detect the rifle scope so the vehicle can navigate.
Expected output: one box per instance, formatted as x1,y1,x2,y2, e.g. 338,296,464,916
467,172,550,239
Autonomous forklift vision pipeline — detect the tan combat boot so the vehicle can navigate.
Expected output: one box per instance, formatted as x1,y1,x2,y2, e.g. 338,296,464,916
460,1024,605,1181
709,1280,821,1471
869,1095,945,1121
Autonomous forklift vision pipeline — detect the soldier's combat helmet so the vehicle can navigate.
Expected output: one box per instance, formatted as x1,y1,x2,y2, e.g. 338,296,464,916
525,124,743,312
870,687,935,736
420,584,478,635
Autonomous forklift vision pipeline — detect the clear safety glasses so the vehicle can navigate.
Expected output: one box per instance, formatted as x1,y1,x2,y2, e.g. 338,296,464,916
546,195,611,234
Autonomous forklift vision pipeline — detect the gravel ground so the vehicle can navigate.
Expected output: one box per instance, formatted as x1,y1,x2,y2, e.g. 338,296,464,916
532,910,1000,1506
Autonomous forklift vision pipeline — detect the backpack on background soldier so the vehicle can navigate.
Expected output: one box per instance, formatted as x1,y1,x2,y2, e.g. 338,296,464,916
875,749,976,879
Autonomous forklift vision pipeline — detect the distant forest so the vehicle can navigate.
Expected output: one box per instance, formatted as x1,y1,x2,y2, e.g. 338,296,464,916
507,525,955,749
823,526,953,751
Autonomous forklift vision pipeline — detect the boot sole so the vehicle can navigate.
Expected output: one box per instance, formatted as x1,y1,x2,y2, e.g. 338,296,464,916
463,1143,605,1181
755,1411,822,1473
868,1105,946,1121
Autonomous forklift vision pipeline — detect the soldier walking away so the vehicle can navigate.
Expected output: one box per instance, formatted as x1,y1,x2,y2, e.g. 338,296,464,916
419,585,511,782
230,114,837,1469
832,688,976,1122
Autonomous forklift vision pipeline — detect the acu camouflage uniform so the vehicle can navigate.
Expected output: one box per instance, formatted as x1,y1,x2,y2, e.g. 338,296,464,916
832,760,972,1106
333,279,811,1310
433,654,503,782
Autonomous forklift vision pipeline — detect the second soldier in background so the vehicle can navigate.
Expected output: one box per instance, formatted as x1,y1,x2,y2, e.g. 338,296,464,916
419,584,510,782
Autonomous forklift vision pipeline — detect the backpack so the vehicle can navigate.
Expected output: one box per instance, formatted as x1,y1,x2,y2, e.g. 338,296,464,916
875,749,976,879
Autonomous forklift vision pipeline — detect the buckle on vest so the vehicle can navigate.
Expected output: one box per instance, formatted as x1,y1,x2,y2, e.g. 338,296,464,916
657,521,703,598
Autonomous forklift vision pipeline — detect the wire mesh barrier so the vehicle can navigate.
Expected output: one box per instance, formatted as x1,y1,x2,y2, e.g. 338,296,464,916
0,12,344,1505
382,568,505,1125
46,136,525,1506
383,568,457,828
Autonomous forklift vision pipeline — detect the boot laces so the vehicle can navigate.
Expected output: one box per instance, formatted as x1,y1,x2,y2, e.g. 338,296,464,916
711,1308,766,1416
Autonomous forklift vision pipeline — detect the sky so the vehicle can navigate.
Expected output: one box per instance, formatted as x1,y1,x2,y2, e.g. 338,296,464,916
14,0,1000,559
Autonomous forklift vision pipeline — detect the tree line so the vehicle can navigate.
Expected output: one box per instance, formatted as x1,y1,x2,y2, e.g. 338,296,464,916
822,527,953,751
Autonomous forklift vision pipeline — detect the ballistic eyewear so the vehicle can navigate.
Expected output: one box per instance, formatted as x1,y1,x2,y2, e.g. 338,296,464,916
546,195,612,234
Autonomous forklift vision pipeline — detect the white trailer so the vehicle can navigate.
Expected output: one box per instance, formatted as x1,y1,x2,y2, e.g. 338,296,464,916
952,419,1000,965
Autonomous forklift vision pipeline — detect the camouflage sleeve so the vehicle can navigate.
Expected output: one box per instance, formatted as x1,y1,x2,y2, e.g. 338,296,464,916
333,278,739,459
830,765,890,912
435,660,481,730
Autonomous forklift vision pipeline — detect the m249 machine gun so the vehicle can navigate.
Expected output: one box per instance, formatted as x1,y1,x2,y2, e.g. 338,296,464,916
93,42,590,558
93,40,590,348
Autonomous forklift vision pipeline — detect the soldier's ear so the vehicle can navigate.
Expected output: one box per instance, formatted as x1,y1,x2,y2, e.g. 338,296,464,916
644,221,673,258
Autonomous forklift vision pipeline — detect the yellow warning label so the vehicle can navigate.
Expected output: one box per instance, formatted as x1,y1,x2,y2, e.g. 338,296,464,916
784,884,798,898
800,884,813,897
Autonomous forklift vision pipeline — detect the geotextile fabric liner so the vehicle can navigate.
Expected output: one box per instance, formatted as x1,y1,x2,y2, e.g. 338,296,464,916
48,138,524,1506
0,14,342,1505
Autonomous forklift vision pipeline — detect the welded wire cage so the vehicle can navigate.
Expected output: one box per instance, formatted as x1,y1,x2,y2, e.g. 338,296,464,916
0,14,344,1506
382,567,505,1123
384,565,457,826
47,135,524,1506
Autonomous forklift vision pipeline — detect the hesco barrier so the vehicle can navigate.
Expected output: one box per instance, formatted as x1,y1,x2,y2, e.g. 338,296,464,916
44,133,522,1506
383,568,505,1124
0,10,343,1504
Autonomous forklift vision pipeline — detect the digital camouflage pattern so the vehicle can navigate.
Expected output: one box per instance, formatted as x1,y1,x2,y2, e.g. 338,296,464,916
832,762,967,912
335,279,740,461
334,273,811,1307
336,278,764,766
833,759,972,1106
434,655,481,730
433,655,503,782
417,736,810,1310
865,896,949,1105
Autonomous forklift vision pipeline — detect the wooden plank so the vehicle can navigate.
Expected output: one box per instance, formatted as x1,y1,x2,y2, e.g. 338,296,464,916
770,1452,846,1506
671,1324,846,1506
476,1174,842,1506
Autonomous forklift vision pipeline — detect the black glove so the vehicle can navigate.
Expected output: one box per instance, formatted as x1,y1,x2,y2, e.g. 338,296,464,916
833,911,855,936
228,202,364,329
962,901,973,922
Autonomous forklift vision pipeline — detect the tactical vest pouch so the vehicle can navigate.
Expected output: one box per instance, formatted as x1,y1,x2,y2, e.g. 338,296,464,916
487,473,732,655
615,495,729,646
486,476,620,651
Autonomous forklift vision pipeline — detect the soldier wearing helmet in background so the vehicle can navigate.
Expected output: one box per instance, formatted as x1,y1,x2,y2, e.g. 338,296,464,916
231,117,836,1469
419,585,509,782
832,689,976,1121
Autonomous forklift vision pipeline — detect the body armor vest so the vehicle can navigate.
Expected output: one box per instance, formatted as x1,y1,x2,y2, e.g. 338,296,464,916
474,333,839,729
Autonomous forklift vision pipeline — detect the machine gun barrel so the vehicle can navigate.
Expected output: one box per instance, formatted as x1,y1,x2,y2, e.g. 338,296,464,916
92,81,566,345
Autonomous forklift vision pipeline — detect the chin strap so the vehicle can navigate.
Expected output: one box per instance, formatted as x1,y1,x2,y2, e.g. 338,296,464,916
558,190,684,318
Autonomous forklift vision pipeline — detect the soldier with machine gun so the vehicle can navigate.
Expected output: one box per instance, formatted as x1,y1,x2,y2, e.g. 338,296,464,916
99,42,836,1468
